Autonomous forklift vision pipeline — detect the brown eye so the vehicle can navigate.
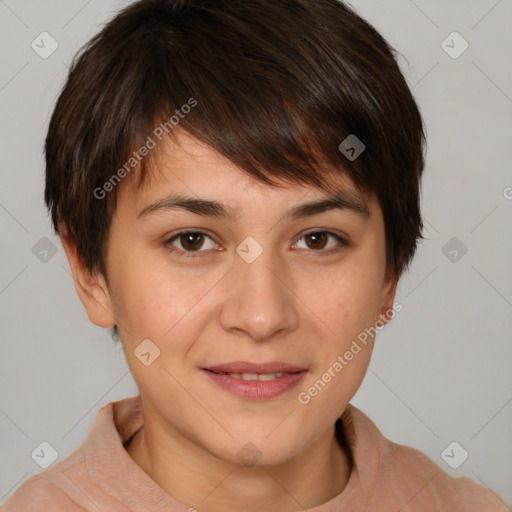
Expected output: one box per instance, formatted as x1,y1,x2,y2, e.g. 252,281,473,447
165,230,216,258
179,232,205,251
304,232,329,250
294,230,347,253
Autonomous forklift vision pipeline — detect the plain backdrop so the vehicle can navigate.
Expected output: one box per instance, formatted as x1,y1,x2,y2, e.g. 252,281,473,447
1,0,511,506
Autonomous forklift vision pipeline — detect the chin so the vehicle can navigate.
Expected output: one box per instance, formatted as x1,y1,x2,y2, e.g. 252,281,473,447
213,431,305,469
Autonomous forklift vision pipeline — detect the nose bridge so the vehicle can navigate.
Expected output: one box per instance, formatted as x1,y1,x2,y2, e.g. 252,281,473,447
219,236,298,341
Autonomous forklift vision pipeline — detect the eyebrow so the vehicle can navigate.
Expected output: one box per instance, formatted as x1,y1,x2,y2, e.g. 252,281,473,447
137,189,370,222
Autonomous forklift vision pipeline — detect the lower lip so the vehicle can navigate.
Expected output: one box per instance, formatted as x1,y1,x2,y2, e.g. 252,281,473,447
202,370,307,400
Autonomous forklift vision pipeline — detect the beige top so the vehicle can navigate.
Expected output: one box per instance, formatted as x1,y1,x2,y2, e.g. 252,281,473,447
1,395,509,511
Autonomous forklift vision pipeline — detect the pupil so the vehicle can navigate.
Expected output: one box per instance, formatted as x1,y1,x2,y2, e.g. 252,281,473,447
183,233,202,250
308,233,326,249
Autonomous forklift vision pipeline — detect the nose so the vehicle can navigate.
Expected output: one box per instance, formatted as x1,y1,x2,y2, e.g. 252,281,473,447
219,244,299,343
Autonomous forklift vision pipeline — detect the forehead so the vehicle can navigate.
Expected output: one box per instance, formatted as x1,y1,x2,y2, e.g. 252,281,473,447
118,129,378,220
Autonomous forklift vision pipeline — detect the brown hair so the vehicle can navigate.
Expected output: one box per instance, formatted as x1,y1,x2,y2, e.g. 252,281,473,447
45,0,425,283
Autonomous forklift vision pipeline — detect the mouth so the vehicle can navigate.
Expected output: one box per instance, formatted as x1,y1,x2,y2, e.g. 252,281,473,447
204,371,294,381
203,361,307,374
202,361,308,400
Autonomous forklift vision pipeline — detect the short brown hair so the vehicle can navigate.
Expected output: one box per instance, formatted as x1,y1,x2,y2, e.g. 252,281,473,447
45,0,425,282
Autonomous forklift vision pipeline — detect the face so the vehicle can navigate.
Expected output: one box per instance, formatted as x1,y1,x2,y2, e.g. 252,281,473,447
67,130,397,467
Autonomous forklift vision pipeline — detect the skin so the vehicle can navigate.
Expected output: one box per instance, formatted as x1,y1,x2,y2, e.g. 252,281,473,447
61,129,398,512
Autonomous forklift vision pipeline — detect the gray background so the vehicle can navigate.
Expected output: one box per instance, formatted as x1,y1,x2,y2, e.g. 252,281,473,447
1,0,511,507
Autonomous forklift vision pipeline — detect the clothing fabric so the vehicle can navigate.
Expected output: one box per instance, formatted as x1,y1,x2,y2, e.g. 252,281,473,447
1,395,509,511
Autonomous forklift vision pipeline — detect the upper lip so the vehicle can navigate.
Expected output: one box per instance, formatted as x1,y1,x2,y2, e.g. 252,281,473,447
203,361,307,374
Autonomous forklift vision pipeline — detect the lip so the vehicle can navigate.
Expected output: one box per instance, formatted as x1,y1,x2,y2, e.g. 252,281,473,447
203,361,307,374
202,361,308,400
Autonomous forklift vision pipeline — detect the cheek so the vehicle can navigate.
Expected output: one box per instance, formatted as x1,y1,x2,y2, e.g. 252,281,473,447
109,254,221,351
308,262,384,343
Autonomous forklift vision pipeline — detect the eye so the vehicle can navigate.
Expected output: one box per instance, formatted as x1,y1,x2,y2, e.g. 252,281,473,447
293,230,348,253
165,230,217,258
164,229,348,259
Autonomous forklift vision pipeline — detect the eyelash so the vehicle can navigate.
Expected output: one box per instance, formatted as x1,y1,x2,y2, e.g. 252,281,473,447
164,229,348,259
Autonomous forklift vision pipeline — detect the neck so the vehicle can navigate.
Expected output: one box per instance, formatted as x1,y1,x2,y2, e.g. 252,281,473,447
126,409,351,512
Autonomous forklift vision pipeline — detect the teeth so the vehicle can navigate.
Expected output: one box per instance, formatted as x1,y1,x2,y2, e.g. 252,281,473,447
257,373,283,381
241,373,259,380
226,372,285,381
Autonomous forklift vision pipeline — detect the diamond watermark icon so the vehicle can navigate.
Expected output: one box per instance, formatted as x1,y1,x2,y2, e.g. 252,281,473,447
442,236,468,263
31,32,59,59
236,236,263,264
31,441,59,469
441,441,469,469
441,31,468,59
338,134,365,161
134,338,161,366
237,442,262,467
32,237,58,263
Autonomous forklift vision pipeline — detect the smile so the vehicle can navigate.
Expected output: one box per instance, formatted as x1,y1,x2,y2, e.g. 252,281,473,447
202,367,307,400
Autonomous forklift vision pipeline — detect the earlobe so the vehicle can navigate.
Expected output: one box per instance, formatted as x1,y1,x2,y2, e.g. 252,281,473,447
59,226,117,328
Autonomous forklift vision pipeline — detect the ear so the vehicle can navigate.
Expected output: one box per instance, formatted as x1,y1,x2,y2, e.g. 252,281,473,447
59,225,116,328
376,267,399,327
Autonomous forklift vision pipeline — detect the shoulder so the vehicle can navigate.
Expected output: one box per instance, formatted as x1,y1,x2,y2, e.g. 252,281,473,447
1,397,143,512
388,442,509,511
1,476,83,512
344,405,510,512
